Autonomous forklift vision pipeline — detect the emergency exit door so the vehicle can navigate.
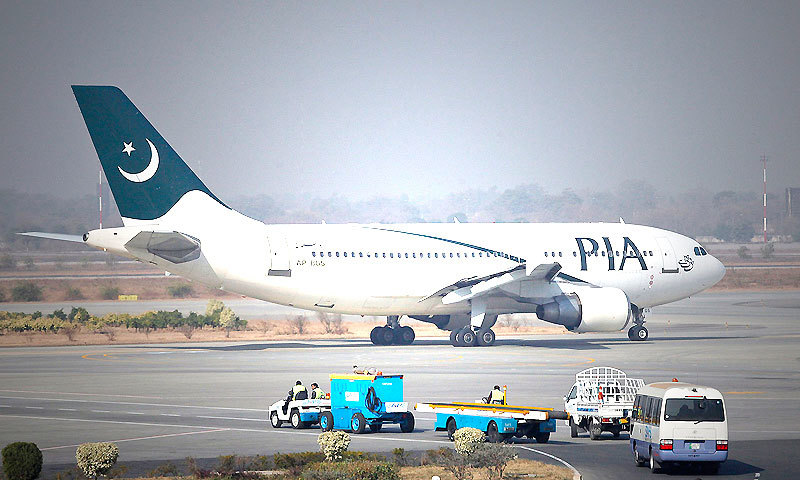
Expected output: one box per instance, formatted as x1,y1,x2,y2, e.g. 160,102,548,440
267,233,291,277
656,237,679,274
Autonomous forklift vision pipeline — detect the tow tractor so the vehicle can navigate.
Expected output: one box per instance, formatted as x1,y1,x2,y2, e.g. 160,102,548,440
416,388,568,443
319,373,415,433
564,366,644,440
269,397,331,429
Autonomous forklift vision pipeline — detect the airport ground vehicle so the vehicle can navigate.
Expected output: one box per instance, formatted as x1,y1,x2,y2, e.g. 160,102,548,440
564,366,644,440
268,398,331,429
630,382,728,473
415,401,566,443
319,373,414,433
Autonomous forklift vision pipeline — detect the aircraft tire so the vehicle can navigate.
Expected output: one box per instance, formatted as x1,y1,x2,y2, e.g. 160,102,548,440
635,326,648,341
370,327,381,345
450,330,458,346
477,329,495,346
454,329,466,347
398,326,415,345
627,327,637,340
377,326,394,345
461,328,477,346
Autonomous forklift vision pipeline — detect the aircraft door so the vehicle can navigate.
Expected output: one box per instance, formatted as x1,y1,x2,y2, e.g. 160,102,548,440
267,233,292,277
656,237,679,274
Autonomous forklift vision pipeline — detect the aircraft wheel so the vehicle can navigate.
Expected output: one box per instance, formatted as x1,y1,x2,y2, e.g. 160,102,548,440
398,326,415,345
450,330,458,346
377,326,394,345
370,327,381,345
454,329,466,347
461,328,477,346
319,411,333,432
627,327,638,341
635,326,648,341
270,411,282,428
477,329,495,346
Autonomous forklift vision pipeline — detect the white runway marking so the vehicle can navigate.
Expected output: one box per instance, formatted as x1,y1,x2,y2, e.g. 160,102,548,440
25,406,43,409
41,428,229,451
0,405,10,408
518,445,582,479
197,415,264,422
0,389,162,399
161,413,180,417
91,410,110,413
58,408,76,411
0,395,263,412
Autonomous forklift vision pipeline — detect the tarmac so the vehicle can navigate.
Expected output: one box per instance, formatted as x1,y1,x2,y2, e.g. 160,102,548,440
0,289,798,479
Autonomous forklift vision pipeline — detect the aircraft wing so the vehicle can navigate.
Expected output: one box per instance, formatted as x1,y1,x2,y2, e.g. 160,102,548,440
420,262,563,304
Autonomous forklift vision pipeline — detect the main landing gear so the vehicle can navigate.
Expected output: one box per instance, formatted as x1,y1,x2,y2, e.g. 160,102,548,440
370,315,415,345
627,306,648,341
450,326,496,347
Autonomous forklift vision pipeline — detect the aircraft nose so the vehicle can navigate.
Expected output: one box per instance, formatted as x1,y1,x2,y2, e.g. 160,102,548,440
709,255,726,286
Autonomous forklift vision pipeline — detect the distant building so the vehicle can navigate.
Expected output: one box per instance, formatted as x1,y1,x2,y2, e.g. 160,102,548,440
788,187,800,217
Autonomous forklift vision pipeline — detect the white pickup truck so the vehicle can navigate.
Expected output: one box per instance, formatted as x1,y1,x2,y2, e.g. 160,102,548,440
564,366,644,440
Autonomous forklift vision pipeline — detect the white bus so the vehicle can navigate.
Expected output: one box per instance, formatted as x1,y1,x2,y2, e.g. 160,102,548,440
630,381,728,474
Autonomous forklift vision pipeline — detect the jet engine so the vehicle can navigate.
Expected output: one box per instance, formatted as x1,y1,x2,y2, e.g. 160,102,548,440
535,286,632,333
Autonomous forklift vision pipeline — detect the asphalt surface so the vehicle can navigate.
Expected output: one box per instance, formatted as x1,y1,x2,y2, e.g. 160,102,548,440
1,290,798,479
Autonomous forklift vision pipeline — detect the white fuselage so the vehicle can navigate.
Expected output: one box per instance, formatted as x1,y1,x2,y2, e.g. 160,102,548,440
85,191,725,320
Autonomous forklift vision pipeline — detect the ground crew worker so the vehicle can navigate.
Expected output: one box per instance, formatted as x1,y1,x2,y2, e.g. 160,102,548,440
284,380,308,413
488,385,505,405
310,382,326,400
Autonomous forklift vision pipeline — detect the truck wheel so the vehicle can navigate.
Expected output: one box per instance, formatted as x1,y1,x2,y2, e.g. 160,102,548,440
534,432,550,444
351,412,366,433
270,411,282,428
446,417,457,440
589,419,601,440
569,418,578,438
369,423,382,433
487,421,502,443
290,409,304,429
610,425,621,438
319,411,333,432
400,412,415,433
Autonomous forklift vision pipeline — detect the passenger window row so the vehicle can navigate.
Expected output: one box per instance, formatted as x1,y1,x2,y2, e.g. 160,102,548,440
632,394,663,426
310,250,522,262
544,250,656,257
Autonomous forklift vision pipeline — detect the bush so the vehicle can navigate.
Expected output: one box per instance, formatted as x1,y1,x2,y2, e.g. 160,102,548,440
470,443,517,480
433,448,471,480
168,284,194,298
392,447,411,466
11,283,42,302
453,427,486,457
761,242,775,259
75,442,119,480
65,287,85,301
2,442,43,480
737,246,751,259
100,286,120,300
317,431,351,461
318,313,347,334
301,461,399,480
23,258,35,271
290,315,308,334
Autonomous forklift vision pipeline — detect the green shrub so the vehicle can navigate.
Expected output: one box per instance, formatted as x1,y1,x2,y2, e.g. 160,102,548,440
453,427,485,457
67,307,90,324
2,442,42,480
470,443,517,480
11,283,42,302
168,284,194,298
100,286,120,300
301,461,399,480
274,452,325,471
65,287,85,301
392,448,410,466
736,246,751,259
317,431,351,461
75,442,119,480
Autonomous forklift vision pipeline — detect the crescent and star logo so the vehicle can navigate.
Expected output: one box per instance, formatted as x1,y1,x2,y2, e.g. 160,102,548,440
118,138,159,183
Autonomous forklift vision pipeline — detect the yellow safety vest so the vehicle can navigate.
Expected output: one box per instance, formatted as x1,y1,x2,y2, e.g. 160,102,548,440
312,387,325,399
490,389,505,404
292,384,307,399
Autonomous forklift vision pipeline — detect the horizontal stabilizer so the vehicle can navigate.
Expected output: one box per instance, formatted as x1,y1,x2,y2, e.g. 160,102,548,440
18,232,85,243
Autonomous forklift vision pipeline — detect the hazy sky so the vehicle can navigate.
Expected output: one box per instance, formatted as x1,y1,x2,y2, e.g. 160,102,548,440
1,1,799,201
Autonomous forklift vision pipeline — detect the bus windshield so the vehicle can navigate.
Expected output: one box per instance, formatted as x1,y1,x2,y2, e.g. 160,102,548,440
664,398,725,422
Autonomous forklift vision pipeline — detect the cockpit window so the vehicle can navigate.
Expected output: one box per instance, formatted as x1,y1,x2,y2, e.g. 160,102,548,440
694,247,701,255
700,247,707,255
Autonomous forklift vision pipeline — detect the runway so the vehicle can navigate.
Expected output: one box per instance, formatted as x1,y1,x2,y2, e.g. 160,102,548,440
0,290,798,479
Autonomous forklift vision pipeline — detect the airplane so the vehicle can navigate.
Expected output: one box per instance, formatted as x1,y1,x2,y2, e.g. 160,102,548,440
22,86,726,347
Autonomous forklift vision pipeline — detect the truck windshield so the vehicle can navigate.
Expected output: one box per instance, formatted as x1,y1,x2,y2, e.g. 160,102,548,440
664,398,724,422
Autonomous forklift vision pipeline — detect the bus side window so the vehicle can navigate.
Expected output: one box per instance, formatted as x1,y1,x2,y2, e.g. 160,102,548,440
655,398,663,426
632,395,641,420
645,396,655,424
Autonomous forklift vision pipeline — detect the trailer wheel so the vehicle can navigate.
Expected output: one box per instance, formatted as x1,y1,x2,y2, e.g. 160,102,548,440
446,417,457,440
319,411,333,432
290,409,304,429
569,418,578,438
270,411,282,428
400,412,415,433
533,432,550,444
487,421,502,443
350,412,366,433
369,423,382,433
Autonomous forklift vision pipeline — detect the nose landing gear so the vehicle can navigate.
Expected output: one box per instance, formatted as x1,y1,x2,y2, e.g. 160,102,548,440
627,306,649,341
